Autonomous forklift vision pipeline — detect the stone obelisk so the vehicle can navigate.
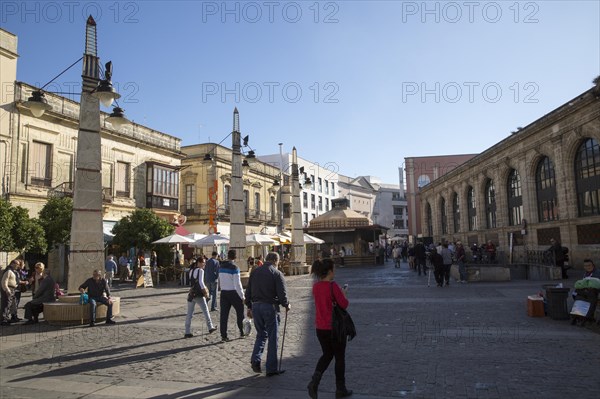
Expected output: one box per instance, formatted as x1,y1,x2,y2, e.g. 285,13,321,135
67,16,105,292
229,108,247,269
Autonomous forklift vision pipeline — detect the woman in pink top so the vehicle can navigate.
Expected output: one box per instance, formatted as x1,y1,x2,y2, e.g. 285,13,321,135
307,258,352,399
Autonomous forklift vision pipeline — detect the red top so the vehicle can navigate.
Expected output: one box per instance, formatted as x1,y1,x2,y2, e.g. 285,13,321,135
312,281,349,330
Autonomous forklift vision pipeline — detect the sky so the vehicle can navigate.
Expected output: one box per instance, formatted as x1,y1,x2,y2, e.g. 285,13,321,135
2,0,599,184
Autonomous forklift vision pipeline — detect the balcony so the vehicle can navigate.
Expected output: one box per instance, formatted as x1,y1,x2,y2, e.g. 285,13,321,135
48,182,112,203
182,204,278,224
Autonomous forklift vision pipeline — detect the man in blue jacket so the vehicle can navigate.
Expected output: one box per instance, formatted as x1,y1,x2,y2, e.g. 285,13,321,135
205,251,220,311
245,252,290,376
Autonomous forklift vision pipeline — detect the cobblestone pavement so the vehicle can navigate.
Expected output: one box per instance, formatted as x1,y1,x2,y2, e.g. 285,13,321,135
2,261,600,399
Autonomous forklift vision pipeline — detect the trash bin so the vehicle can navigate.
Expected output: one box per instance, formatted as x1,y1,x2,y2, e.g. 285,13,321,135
544,286,570,320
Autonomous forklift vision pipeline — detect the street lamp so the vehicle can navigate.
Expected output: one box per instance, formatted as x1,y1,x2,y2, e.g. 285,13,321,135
23,16,130,292
290,147,307,272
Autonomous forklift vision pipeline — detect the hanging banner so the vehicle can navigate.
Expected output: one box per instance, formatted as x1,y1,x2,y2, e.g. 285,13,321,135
208,179,218,234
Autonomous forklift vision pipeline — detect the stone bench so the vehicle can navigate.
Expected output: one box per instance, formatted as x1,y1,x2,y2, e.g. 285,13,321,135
43,296,120,326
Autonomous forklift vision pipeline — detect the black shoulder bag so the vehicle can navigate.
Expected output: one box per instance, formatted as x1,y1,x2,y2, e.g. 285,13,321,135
330,282,357,342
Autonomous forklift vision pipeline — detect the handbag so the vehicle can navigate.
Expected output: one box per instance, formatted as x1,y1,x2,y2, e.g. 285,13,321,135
187,269,208,302
330,282,356,342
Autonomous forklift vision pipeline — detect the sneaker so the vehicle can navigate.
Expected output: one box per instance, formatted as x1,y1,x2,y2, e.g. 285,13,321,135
89,322,95,327
221,336,231,342
105,319,116,325
209,327,217,334
251,362,262,373
184,333,193,338
266,370,286,377
24,319,38,325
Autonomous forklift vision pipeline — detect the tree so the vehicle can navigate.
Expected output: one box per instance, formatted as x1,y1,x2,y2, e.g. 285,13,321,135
112,209,174,251
38,196,73,251
0,199,46,255
0,199,15,251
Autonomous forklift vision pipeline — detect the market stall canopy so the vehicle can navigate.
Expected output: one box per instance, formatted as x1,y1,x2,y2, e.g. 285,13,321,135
246,233,277,245
191,234,230,247
281,231,325,244
186,233,207,241
152,234,195,245
270,233,292,245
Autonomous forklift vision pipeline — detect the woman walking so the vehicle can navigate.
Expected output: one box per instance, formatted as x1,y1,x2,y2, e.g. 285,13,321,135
307,258,353,398
184,257,216,338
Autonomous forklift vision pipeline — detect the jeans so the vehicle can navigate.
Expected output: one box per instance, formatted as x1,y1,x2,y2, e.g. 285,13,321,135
89,296,113,323
394,257,401,268
315,328,347,383
1,289,15,322
250,302,281,373
207,281,218,310
185,296,214,334
105,271,114,287
220,290,244,339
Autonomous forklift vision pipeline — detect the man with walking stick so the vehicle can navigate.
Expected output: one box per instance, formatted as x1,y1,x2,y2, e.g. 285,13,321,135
245,252,290,377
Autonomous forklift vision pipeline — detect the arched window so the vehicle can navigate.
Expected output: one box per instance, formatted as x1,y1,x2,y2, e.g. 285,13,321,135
536,157,558,222
575,138,600,216
485,179,497,229
418,175,431,188
452,192,460,232
507,169,523,226
440,197,447,235
467,186,477,231
426,202,433,237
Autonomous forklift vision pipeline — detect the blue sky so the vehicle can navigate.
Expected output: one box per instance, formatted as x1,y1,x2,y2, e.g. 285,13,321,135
2,0,599,184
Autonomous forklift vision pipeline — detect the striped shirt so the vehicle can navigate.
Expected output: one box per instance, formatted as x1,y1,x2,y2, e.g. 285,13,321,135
218,261,244,300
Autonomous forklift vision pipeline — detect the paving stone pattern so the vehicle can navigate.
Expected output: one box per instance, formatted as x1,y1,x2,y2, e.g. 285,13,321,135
1,261,599,398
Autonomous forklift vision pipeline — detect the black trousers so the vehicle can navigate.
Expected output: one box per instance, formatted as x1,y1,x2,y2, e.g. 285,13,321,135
443,264,452,284
24,302,44,321
314,328,347,383
434,265,444,286
220,290,244,339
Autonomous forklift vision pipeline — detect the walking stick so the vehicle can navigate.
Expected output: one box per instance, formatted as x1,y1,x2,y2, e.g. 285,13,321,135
279,308,288,372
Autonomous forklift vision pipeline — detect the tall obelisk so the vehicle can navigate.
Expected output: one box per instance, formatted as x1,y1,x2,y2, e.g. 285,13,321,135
67,16,105,292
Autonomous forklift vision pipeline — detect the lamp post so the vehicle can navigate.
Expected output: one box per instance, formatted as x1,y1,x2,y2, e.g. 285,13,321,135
22,16,129,292
290,147,306,272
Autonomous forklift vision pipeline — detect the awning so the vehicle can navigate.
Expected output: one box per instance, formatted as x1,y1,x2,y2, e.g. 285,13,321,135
175,224,191,236
103,221,117,243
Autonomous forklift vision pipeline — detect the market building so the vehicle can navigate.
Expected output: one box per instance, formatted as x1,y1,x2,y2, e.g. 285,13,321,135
418,80,600,267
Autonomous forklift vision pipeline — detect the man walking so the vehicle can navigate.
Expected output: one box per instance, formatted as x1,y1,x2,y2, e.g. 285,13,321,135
245,252,290,376
413,241,427,276
440,242,453,287
455,241,467,283
105,255,118,288
218,250,245,342
392,244,402,268
205,251,220,311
